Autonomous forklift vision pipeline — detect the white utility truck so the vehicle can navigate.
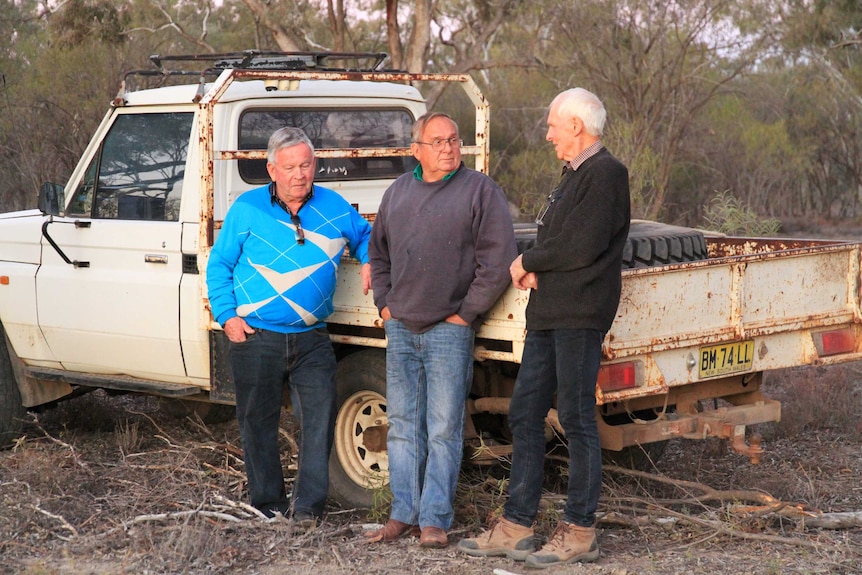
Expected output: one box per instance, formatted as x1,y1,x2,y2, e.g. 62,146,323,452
2,51,861,508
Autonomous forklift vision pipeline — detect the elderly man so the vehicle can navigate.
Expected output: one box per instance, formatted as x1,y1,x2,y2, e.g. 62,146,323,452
366,112,517,548
458,88,631,567
207,127,371,523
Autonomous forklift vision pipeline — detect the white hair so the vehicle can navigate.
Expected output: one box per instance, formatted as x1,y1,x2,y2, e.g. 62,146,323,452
551,88,607,137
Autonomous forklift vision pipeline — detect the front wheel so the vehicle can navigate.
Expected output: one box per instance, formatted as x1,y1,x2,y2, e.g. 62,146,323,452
328,349,390,508
0,325,26,447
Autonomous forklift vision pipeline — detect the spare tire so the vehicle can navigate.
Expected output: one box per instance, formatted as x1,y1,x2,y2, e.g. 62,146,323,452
515,221,709,268
622,221,709,268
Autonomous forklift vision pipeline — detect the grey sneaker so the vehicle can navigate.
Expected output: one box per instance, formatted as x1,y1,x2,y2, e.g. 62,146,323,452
457,517,535,560
525,521,599,568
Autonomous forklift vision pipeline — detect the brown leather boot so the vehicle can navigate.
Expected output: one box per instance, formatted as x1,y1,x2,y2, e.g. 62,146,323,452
457,516,535,560
419,526,448,548
364,519,421,543
525,521,599,568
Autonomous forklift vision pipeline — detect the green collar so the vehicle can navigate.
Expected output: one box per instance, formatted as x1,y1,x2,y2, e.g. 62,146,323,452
413,164,459,182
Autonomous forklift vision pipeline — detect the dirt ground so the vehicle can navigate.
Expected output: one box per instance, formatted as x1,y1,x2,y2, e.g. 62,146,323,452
1,363,861,575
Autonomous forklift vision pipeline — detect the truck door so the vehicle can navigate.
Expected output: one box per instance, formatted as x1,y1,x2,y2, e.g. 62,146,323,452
36,111,194,381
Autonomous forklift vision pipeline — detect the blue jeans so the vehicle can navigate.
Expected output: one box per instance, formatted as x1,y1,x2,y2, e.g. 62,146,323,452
504,328,604,528
384,319,474,530
229,327,337,517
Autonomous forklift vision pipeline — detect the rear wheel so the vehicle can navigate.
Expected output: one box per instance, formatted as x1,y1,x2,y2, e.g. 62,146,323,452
0,326,26,447
328,349,390,509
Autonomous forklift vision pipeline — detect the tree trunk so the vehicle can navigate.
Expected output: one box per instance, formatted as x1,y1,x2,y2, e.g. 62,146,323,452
385,0,403,69
327,0,345,52
240,0,303,51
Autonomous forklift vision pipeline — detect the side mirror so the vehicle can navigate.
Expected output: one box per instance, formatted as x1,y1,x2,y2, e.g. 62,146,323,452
38,182,64,216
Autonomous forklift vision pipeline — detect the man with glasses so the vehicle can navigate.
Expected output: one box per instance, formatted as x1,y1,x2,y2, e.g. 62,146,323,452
458,88,630,567
366,112,517,548
207,127,372,524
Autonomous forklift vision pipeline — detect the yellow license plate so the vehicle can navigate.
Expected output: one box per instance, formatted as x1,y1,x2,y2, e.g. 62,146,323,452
699,340,754,378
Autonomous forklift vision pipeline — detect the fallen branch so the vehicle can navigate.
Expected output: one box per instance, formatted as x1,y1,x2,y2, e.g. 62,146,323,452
211,493,268,520
730,505,862,529
604,464,792,508
605,464,862,531
600,501,848,554
124,509,242,527
34,503,79,538
796,511,862,530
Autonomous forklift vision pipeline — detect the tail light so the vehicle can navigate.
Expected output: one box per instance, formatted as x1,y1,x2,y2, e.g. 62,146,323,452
813,327,856,357
597,361,638,392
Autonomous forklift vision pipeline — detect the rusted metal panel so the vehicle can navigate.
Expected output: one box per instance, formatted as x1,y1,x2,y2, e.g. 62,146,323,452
596,399,780,458
331,240,862,405
608,243,862,358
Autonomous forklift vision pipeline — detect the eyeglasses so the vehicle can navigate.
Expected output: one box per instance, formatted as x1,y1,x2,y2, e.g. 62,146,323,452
414,137,463,151
290,213,305,245
535,188,562,226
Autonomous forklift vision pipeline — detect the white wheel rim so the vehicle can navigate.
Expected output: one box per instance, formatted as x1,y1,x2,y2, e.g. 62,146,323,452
334,389,390,489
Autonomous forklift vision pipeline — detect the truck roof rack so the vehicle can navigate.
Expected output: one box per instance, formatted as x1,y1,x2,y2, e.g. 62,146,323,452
152,50,389,72
121,50,391,84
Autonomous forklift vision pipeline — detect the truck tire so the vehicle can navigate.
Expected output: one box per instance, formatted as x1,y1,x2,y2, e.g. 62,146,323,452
328,349,390,509
515,221,709,268
157,398,236,425
0,326,26,448
622,221,709,268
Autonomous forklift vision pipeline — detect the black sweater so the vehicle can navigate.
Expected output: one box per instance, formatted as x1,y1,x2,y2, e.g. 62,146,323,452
521,149,630,332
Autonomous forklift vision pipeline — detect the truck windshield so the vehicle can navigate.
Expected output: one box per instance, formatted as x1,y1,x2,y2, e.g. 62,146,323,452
238,108,417,183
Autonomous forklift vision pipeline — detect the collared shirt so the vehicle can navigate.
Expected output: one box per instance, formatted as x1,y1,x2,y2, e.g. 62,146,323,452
269,181,314,215
413,163,459,182
566,141,604,172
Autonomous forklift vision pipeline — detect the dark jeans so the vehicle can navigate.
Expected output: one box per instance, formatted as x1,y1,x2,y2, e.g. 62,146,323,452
229,327,337,517
504,328,604,528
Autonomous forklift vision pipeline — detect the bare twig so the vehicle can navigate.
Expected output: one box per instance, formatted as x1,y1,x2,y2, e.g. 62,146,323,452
211,493,268,520
31,414,88,470
124,509,242,526
34,503,79,538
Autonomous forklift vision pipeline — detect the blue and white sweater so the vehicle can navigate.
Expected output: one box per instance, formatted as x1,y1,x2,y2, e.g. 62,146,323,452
207,184,371,333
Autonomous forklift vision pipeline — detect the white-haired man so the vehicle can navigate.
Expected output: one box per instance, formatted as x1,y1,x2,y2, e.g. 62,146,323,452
459,88,631,567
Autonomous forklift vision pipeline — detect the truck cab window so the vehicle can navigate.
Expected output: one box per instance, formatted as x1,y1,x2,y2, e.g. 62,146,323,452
65,112,194,221
238,109,416,183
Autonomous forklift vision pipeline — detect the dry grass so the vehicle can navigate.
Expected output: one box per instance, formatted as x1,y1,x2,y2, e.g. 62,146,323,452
1,364,861,574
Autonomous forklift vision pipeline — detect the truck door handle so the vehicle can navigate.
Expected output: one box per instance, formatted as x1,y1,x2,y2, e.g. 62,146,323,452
145,254,168,264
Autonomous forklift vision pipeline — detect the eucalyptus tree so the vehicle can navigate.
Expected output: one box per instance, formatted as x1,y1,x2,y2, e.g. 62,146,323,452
776,0,862,220
534,0,777,221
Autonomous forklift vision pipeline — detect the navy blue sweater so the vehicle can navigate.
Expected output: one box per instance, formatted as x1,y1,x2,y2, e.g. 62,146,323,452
521,149,630,332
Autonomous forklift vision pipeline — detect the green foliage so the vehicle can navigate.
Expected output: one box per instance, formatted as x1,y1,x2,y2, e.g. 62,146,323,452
493,148,560,222
367,484,393,523
703,190,781,236
0,0,862,233
606,120,660,220
50,0,128,47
